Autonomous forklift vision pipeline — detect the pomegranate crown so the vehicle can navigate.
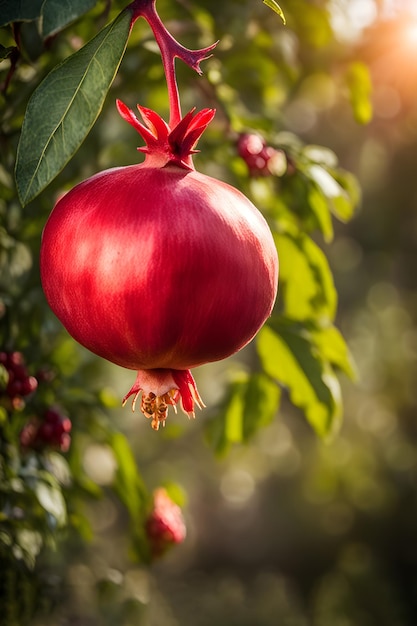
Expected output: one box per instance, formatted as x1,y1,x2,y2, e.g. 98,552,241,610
119,0,218,169
116,100,215,169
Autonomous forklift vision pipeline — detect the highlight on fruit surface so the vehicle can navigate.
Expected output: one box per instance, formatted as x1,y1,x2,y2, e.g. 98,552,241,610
40,0,279,430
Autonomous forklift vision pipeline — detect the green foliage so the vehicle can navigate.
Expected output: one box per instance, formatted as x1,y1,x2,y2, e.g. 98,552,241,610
15,8,131,205
276,230,337,320
0,44,14,60
41,0,99,39
206,372,281,454
263,0,286,24
0,0,98,32
258,321,342,438
346,61,373,125
0,0,44,27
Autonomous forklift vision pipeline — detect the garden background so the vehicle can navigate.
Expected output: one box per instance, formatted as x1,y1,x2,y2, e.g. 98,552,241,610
1,0,417,624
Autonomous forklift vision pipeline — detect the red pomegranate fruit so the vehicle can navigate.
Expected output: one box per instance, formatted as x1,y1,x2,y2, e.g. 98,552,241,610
40,0,279,430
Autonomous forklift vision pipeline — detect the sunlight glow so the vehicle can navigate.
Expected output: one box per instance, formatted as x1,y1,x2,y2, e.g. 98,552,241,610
403,21,417,48
330,0,377,43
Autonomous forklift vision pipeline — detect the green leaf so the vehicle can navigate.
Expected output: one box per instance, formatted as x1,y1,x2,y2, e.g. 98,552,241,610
346,61,373,125
0,233,32,290
308,181,334,242
16,529,43,569
41,0,98,38
257,324,342,438
109,432,146,519
0,0,43,26
206,372,281,454
206,379,246,455
224,382,245,444
242,373,281,440
307,164,358,226
263,0,286,24
329,168,361,221
275,231,337,322
15,8,132,206
310,324,357,380
0,45,15,61
302,145,338,169
294,3,332,48
0,364,8,389
35,481,67,527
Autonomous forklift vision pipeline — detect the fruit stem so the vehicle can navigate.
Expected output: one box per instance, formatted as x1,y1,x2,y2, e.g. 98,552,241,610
128,0,217,127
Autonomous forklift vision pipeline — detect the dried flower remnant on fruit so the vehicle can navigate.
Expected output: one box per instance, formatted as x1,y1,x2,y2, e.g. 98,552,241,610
122,369,205,430
145,488,186,557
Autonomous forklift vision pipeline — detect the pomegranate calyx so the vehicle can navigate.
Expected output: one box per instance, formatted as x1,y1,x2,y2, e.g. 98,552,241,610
117,99,215,169
122,368,204,430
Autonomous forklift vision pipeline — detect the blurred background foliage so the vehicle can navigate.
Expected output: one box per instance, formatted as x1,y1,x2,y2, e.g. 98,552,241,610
1,0,417,624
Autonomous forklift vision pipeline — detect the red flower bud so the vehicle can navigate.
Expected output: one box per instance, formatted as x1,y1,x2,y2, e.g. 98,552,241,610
145,488,186,557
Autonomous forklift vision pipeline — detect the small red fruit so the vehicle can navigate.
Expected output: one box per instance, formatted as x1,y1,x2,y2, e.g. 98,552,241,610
20,408,72,453
19,420,39,448
0,350,38,404
40,408,72,451
8,351,25,368
238,133,286,177
20,376,38,395
145,488,186,557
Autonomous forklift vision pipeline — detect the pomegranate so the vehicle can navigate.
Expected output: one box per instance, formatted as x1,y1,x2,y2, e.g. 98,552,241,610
20,408,72,453
40,0,278,430
238,133,287,177
145,488,186,557
0,350,38,410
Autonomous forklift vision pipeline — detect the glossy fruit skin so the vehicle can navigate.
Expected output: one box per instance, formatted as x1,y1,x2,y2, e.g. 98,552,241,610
40,162,278,373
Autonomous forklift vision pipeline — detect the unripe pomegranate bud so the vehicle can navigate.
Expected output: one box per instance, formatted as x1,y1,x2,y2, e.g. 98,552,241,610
21,408,72,453
238,132,268,176
35,366,56,384
39,1,279,429
238,132,266,157
0,350,38,405
10,364,28,380
145,488,186,557
38,408,72,451
20,420,39,449
7,378,22,397
8,351,24,368
238,133,287,177
264,147,287,177
20,376,38,396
